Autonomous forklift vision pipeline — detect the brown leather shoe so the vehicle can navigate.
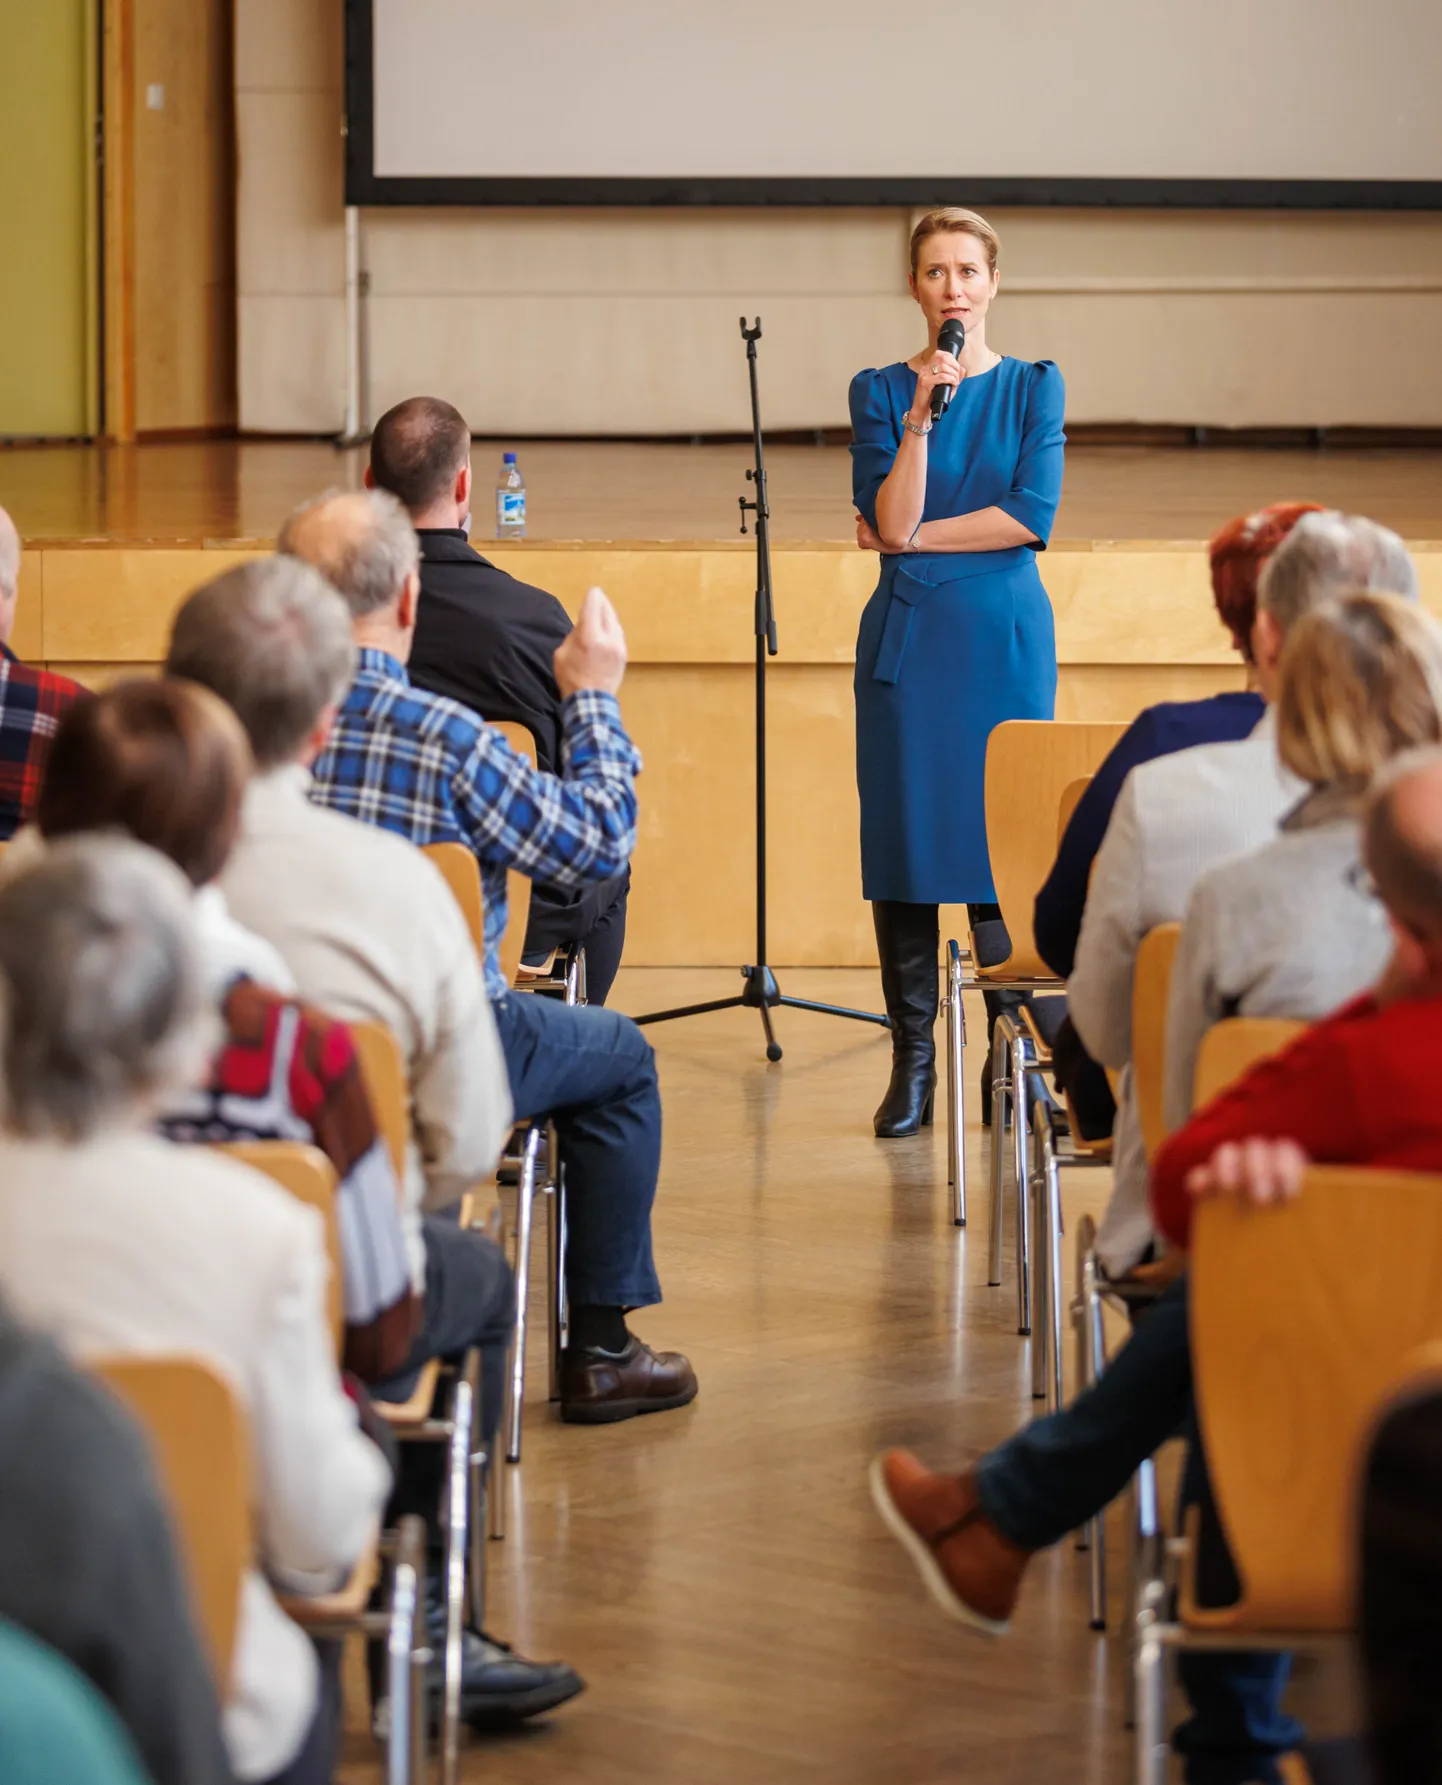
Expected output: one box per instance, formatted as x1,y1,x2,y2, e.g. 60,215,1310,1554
560,1336,697,1425
869,1450,1031,1633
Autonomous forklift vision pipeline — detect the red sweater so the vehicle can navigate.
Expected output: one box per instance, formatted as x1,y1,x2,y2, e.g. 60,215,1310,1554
1151,992,1442,1249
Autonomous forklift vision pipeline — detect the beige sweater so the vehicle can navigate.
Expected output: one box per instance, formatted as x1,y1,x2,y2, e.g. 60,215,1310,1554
0,1128,391,1781
220,766,513,1286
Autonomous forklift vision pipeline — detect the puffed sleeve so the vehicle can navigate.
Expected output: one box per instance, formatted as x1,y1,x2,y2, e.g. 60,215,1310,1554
998,359,1066,550
848,368,897,530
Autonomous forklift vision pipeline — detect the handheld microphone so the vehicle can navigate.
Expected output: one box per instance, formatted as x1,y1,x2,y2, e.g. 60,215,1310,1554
929,317,966,423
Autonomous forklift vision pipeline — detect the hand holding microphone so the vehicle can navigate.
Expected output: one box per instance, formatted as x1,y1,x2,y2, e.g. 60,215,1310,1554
907,317,966,432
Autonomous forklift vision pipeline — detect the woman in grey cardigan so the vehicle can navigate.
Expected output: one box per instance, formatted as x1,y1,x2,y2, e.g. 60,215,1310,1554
1164,592,1442,1132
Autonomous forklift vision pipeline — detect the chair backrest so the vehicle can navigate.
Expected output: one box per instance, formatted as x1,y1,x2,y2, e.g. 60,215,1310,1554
1187,1168,1442,1631
492,720,537,986
347,1020,409,1184
92,1355,250,1686
1057,775,1092,847
1192,1016,1306,1109
983,722,1128,977
1131,922,1182,1159
215,1143,342,1357
421,842,485,961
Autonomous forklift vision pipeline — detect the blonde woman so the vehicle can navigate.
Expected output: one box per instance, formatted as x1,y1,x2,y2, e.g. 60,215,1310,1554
1163,591,1442,1130
850,207,1065,1136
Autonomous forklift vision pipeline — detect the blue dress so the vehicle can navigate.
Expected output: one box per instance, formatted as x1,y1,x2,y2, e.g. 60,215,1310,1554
850,356,1065,904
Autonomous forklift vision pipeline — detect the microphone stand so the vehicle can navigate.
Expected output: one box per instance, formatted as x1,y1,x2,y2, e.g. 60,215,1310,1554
634,319,890,1060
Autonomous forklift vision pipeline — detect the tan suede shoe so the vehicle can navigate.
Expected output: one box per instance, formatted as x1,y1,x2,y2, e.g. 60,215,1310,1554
869,1449,1031,1633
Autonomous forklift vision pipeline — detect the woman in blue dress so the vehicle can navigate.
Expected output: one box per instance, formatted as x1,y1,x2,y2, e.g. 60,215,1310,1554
851,207,1065,1137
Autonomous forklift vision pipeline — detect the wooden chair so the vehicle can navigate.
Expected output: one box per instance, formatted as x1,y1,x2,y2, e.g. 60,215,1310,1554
91,1355,250,1687
422,841,486,961
1193,1015,1308,1110
1057,775,1092,846
1136,1167,1442,1783
216,1143,342,1356
283,1034,481,1784
1132,923,1183,1163
939,722,1123,1305
491,720,585,1002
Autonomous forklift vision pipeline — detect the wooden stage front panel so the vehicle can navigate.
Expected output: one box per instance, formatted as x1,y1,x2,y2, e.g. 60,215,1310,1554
7,438,1441,967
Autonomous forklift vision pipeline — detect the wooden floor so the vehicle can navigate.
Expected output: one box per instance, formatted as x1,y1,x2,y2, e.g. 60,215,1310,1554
337,968,1357,1785
4,436,1442,546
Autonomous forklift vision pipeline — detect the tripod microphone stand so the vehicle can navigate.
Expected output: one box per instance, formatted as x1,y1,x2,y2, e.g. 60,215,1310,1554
634,318,890,1061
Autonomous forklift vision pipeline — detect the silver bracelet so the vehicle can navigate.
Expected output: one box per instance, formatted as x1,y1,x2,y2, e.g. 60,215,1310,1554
901,415,931,437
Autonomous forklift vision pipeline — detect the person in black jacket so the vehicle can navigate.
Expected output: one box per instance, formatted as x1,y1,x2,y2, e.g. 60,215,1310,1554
0,1296,234,1785
367,397,631,1003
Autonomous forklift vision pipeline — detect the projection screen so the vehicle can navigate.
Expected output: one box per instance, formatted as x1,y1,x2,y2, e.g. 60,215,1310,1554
345,0,1442,207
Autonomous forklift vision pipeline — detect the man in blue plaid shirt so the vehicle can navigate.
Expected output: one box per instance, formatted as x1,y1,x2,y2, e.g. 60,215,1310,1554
286,490,696,1424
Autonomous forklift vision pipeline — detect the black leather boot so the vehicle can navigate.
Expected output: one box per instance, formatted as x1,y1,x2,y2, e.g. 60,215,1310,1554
872,900,939,1138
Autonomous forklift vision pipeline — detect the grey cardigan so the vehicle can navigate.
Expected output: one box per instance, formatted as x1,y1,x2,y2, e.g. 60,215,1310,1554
1162,788,1392,1131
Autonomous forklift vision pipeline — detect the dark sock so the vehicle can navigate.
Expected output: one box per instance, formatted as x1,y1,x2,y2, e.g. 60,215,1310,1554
571,1304,629,1353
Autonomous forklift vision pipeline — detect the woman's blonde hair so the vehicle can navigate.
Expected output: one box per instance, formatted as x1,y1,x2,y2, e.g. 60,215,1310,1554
1276,591,1442,788
908,208,1000,278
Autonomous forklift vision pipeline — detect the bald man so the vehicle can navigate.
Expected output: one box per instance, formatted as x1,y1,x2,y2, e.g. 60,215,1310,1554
872,747,1442,1783
0,506,83,839
367,397,631,1003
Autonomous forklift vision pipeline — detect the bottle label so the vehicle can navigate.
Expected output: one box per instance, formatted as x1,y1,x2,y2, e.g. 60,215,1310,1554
497,490,526,528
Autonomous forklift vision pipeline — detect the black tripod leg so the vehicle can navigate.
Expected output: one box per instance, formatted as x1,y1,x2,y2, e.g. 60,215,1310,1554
758,999,783,1063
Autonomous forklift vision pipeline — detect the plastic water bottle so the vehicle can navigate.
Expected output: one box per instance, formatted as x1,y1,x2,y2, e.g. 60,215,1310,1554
495,452,526,539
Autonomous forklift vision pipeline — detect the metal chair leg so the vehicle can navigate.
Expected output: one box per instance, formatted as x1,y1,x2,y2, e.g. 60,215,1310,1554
1003,1022,1034,1336
945,942,967,1225
547,1153,567,1404
505,1127,543,1464
407,1531,430,1785
1045,1126,1066,1413
440,1363,473,1785
1085,1248,1109,1630
1134,1579,1169,1785
1029,1115,1047,1399
386,1517,425,1785
987,1027,1011,1287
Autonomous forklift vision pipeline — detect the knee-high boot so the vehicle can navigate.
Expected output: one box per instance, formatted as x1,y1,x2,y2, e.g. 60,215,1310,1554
872,900,939,1139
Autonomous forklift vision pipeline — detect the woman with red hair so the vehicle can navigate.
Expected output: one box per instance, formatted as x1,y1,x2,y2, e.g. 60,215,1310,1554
1033,500,1322,981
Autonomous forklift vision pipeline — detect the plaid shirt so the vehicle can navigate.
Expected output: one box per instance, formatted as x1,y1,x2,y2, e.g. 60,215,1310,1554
310,648,640,998
0,649,83,841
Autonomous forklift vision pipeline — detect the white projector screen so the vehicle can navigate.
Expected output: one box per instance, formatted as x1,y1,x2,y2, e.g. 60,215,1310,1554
347,0,1442,205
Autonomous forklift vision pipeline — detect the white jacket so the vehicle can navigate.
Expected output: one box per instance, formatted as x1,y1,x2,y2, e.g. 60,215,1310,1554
0,1128,391,1780
220,765,513,1287
1067,713,1302,1273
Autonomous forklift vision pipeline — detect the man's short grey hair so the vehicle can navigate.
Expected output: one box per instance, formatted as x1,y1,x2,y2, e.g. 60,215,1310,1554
278,487,420,620
0,506,19,604
0,836,212,1142
164,556,357,770
1259,511,1418,637
1365,746,1442,937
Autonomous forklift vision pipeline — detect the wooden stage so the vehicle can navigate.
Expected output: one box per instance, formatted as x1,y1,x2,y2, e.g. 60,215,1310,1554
4,437,1441,968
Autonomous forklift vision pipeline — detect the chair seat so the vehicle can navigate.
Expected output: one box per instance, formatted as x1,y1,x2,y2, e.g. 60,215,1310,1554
373,1358,440,1428
279,1535,381,1624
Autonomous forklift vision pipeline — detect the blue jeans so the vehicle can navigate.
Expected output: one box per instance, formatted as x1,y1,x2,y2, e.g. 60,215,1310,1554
974,1277,1302,1784
492,992,662,1310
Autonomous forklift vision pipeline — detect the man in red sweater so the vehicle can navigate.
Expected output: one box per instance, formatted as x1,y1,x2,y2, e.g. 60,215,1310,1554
871,748,1442,1785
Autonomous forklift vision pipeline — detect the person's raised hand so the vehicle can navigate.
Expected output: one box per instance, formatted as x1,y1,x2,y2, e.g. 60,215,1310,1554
554,586,627,698
1183,1136,1309,1209
908,349,964,430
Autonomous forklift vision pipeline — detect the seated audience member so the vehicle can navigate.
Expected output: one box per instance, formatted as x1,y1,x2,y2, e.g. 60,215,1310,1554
0,503,82,840
0,836,391,1785
1165,593,1442,1129
1036,501,1320,1139
162,562,583,1724
1035,501,1321,979
871,748,1442,1785
1070,510,1417,1278
276,488,697,1422
0,1295,232,1785
368,397,631,1003
30,676,419,1385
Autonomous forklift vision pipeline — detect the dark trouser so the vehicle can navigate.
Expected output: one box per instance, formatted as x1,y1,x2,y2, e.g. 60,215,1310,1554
261,1640,342,1785
523,870,630,1007
973,1277,1301,1783
492,990,662,1310
375,1215,516,1539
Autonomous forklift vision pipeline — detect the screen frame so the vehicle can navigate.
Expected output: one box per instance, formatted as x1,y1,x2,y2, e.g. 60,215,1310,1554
344,0,1442,210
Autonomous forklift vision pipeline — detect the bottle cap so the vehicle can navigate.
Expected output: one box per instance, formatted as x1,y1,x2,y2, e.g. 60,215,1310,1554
503,452,517,464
